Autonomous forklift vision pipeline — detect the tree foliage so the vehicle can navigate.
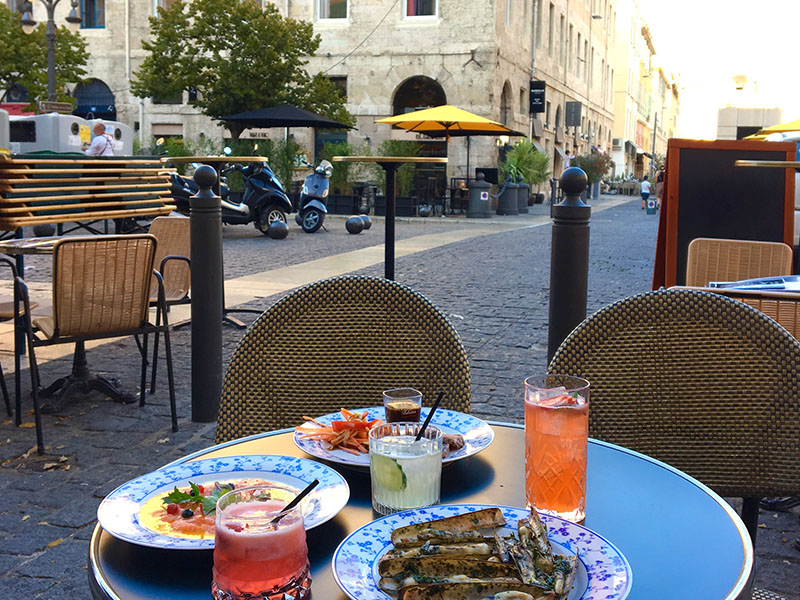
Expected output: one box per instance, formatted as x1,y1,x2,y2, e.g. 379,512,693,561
0,4,88,107
132,0,353,143
572,151,614,183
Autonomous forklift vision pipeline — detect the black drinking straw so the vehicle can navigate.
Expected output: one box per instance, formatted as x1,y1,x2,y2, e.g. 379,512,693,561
415,391,444,441
270,479,319,524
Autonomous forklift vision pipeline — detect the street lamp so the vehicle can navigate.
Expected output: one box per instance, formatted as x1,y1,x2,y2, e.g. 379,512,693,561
19,0,82,102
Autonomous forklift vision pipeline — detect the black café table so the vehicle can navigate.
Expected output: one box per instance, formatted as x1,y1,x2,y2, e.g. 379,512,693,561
89,423,753,600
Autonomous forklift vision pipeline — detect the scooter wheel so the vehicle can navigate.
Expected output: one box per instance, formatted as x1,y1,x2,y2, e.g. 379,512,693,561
256,205,287,235
301,208,324,233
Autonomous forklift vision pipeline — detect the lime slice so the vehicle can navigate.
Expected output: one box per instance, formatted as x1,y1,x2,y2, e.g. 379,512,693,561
371,454,407,491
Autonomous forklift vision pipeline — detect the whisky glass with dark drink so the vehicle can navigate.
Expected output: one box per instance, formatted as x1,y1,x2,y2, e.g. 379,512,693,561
382,388,422,423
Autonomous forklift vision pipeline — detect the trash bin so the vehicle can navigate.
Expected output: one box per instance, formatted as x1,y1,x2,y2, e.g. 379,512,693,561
517,177,529,214
466,172,492,218
497,176,519,215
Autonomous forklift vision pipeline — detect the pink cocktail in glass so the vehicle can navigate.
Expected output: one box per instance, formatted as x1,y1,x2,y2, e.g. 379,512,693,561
212,486,311,600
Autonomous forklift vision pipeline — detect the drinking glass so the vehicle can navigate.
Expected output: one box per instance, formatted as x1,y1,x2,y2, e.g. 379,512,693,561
382,387,423,423
524,375,590,523
212,484,311,600
369,422,443,515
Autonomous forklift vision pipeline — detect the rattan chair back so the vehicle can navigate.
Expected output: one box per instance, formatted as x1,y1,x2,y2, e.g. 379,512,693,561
686,237,793,287
148,216,190,302
52,235,156,338
548,288,800,499
216,276,471,443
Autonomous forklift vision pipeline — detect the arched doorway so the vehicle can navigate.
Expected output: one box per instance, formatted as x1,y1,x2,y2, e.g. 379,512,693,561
73,79,116,121
391,76,446,115
500,82,513,126
390,76,447,209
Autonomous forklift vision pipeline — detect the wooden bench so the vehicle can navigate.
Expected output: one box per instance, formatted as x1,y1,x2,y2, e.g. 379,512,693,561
0,156,177,234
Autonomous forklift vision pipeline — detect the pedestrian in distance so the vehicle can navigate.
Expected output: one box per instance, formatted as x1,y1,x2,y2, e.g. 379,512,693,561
655,169,665,208
640,175,651,210
83,121,114,156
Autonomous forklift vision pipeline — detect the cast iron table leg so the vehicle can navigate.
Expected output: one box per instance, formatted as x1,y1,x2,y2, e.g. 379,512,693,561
38,341,137,413
379,162,398,281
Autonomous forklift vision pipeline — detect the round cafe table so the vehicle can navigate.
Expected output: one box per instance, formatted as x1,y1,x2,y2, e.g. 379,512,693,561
88,423,752,600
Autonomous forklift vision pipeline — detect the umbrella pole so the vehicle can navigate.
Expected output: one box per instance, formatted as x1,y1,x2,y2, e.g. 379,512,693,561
467,136,471,181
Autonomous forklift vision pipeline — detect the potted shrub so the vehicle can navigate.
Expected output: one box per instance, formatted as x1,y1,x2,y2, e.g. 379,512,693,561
318,141,371,214
572,151,613,199
529,149,551,204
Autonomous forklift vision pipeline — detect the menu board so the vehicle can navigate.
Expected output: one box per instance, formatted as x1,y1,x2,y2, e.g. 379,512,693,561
653,138,796,288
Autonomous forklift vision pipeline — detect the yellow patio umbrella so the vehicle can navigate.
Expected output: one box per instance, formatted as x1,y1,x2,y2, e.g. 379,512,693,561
744,117,800,139
376,104,522,177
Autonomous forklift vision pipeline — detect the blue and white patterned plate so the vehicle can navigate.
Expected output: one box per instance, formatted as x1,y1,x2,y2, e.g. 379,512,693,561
332,504,632,600
97,455,349,550
294,407,494,468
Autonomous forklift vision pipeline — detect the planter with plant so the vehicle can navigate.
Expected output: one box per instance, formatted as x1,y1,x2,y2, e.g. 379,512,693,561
572,151,613,199
373,140,421,216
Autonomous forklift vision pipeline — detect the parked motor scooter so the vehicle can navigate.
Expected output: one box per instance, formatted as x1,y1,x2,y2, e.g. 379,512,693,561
294,160,332,233
169,161,293,235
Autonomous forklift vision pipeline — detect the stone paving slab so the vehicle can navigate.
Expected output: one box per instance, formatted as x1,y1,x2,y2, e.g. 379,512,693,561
0,198,797,598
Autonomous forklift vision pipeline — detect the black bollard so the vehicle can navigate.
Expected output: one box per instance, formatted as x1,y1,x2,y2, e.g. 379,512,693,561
547,167,591,364
190,166,223,422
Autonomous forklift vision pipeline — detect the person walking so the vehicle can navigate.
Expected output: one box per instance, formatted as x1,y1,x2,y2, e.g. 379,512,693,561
655,169,665,208
83,121,114,156
640,175,651,210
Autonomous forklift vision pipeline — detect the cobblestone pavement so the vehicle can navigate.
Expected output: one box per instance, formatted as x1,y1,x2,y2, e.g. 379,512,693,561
0,198,797,598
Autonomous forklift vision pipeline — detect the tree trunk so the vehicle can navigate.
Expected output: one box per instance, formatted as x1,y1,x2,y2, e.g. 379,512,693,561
226,122,244,146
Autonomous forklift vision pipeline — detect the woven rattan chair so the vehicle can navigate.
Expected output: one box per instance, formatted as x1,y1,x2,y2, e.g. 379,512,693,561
216,275,470,443
0,257,18,418
548,288,800,597
143,216,190,393
16,235,177,453
686,237,793,287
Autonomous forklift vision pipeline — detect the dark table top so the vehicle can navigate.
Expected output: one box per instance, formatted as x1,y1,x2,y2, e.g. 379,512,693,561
89,423,752,600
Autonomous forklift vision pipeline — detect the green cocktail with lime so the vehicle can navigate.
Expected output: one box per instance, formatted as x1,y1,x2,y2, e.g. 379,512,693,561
369,422,443,515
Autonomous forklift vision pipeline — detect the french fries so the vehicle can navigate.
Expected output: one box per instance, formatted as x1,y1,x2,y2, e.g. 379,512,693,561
296,408,382,455
378,508,578,600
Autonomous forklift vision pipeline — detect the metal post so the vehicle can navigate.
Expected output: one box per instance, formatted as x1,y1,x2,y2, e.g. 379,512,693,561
190,166,223,422
45,2,57,101
547,167,591,364
381,161,397,280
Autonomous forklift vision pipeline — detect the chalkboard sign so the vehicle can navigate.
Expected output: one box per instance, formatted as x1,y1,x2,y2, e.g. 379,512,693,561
653,139,795,287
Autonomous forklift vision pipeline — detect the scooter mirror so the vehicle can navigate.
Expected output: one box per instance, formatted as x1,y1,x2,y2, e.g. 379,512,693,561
223,146,233,156
191,162,200,169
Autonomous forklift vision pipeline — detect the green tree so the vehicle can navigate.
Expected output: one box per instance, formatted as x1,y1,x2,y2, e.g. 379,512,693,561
0,4,88,107
572,151,614,183
132,0,353,144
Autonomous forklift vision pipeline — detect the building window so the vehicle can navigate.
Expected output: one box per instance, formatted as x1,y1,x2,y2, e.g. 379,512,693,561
406,0,436,17
535,0,542,46
153,92,183,105
328,76,347,101
319,0,346,19
545,101,551,128
576,33,582,77
80,0,105,28
547,3,554,55
568,25,573,72
519,87,525,113
559,15,565,65
154,0,177,14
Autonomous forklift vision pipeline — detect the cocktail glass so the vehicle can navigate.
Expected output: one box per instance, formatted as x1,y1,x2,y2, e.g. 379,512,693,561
524,375,590,523
369,422,443,515
382,387,423,423
212,484,311,600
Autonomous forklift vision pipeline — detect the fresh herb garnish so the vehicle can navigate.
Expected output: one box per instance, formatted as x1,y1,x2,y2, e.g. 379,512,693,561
161,481,235,516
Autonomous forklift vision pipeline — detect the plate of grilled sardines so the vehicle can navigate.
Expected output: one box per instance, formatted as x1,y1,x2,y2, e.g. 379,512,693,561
332,505,631,600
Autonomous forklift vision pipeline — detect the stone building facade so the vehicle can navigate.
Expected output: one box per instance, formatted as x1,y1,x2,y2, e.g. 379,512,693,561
6,0,677,192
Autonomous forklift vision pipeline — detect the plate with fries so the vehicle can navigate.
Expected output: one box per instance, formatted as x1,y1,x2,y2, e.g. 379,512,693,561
293,407,494,468
332,504,632,600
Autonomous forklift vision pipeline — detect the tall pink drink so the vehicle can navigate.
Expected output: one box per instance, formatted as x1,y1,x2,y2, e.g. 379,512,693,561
212,486,311,600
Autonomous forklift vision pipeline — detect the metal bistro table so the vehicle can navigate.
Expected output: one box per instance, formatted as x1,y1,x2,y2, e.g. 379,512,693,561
332,156,447,280
89,423,753,600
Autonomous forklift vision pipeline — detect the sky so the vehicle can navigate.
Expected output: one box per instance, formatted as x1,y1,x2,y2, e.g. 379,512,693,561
638,0,800,138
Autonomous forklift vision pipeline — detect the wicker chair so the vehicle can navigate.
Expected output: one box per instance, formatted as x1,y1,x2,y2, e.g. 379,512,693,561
685,237,793,287
0,257,18,417
16,235,178,453
548,289,800,552
216,275,471,444
144,216,190,393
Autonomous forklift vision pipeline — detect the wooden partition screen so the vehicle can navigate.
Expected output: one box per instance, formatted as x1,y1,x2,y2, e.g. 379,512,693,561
653,138,795,288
